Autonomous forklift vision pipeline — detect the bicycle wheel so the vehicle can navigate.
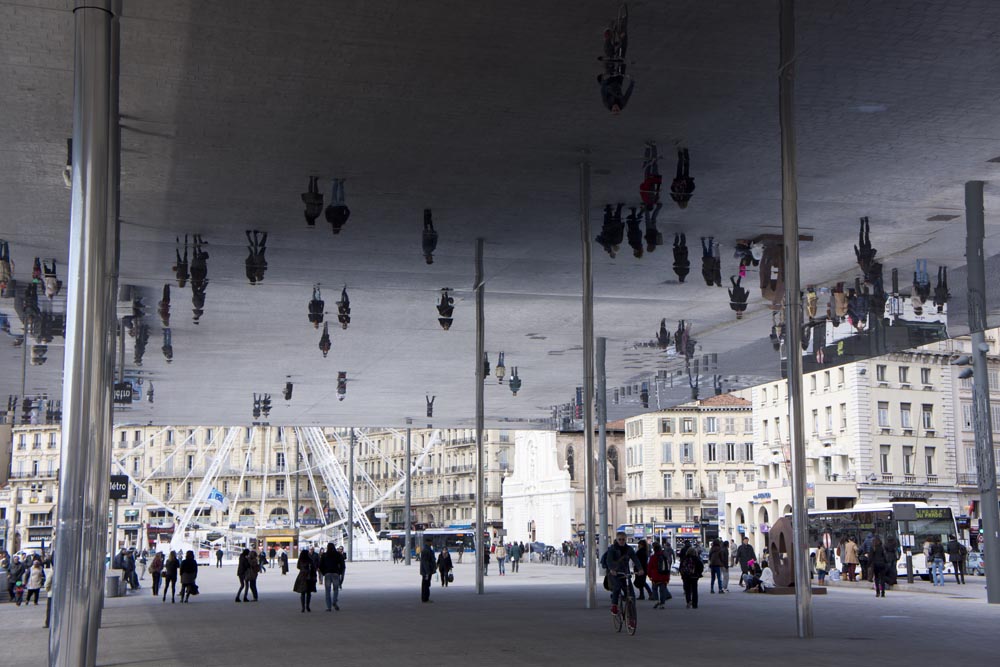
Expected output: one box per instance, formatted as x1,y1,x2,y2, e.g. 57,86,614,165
612,604,623,632
625,597,637,635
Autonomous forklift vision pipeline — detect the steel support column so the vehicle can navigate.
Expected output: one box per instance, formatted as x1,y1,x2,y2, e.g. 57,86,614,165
51,2,116,665
580,160,597,608
348,428,355,562
404,427,412,567
779,0,813,638
475,237,486,594
596,337,609,563
965,180,1000,604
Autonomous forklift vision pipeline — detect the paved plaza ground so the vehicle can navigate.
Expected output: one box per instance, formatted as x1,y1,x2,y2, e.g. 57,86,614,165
4,559,999,666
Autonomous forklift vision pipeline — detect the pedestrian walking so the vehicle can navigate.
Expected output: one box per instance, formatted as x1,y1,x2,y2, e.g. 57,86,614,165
235,548,251,602
947,534,967,585
280,548,289,575
244,551,260,601
318,542,345,611
495,543,507,576
324,178,350,235
24,559,45,605
293,548,317,612
509,542,522,573
437,547,454,587
179,551,198,603
871,536,889,598
708,540,726,594
647,542,672,609
162,551,178,603
929,536,946,586
149,552,164,596
679,542,704,609
634,540,653,599
216,547,224,568
814,543,830,586
840,537,859,582
420,537,436,603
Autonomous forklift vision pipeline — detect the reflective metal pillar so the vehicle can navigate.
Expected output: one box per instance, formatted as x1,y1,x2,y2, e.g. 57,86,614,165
348,428,355,562
475,237,485,594
596,337,609,563
580,160,597,608
51,2,116,665
404,427,412,566
778,0,814,638
965,180,1000,604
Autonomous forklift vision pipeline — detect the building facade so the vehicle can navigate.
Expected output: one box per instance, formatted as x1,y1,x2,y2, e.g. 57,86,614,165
554,423,627,539
623,394,757,548
331,427,515,535
720,342,962,555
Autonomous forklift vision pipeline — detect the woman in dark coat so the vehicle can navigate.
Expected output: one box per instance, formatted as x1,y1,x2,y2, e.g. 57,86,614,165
293,549,317,612
437,547,454,587
161,550,179,603
235,548,251,602
634,539,653,600
179,550,198,603
280,549,289,575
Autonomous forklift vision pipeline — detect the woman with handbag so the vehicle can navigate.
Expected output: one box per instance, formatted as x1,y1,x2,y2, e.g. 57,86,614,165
293,548,317,612
179,551,198,603
437,547,454,587
161,551,179,603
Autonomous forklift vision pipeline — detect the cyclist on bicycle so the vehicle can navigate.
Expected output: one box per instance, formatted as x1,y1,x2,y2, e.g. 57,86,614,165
601,532,644,615
597,8,634,114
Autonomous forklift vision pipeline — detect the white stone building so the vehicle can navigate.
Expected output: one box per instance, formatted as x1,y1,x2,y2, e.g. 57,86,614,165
502,431,574,546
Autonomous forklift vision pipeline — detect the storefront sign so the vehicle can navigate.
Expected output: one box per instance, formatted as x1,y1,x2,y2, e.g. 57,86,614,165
28,528,52,542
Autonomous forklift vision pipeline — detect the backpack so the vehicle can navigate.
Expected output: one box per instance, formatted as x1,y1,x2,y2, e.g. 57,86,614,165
680,555,696,577
657,553,669,575
959,543,968,559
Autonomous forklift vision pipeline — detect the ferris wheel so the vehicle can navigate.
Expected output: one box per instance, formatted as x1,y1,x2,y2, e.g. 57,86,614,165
110,425,440,559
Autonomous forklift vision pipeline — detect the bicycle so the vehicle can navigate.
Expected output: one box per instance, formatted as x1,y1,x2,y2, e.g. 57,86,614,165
611,572,638,635
598,4,631,68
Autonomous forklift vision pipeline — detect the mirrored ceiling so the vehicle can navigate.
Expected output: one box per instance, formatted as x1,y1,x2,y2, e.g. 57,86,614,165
2,0,1000,428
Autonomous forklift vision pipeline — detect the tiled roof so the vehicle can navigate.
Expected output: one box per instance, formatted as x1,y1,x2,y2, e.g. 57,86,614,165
697,394,751,407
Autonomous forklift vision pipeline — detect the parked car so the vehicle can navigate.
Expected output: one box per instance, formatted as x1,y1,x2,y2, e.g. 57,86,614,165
967,550,985,576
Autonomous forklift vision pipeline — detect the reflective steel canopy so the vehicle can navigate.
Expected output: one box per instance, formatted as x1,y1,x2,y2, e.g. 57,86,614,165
3,0,1000,428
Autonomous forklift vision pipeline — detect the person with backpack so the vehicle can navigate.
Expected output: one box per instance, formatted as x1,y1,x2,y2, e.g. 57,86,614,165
870,535,889,598
946,534,966,585
679,542,704,608
647,541,671,609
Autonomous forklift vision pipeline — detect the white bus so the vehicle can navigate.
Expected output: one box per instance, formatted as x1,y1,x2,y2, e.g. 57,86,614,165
805,503,959,578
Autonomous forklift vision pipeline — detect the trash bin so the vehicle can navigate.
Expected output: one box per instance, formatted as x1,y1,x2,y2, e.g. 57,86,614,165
105,574,121,598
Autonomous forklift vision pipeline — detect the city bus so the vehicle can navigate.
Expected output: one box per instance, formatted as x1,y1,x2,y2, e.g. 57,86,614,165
380,527,488,556
805,503,959,578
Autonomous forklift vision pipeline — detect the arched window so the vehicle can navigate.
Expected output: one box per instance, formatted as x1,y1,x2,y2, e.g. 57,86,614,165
270,507,289,517
607,447,620,482
566,446,575,481
240,508,255,516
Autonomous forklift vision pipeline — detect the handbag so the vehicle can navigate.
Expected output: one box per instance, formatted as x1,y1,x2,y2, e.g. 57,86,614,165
188,583,199,596
447,572,454,583
602,574,611,591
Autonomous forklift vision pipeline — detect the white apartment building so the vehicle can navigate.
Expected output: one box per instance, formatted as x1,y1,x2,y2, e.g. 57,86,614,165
720,343,962,555
623,394,757,547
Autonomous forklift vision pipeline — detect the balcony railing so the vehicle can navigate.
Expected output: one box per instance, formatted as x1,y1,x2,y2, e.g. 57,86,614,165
958,474,978,486
903,474,917,485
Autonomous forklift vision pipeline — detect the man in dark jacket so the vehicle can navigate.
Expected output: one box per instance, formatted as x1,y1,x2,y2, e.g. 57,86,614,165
946,535,966,584
735,537,756,588
7,555,25,601
419,537,436,603
319,542,346,610
601,532,644,616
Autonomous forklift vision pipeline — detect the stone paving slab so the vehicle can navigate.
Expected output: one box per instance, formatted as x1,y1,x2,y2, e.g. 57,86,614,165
4,560,998,666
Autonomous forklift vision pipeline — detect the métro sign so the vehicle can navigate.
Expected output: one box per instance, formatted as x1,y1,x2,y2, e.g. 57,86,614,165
109,475,129,500
113,381,134,405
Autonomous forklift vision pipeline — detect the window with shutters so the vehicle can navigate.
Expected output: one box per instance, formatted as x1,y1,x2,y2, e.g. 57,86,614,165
922,405,934,430
659,418,674,434
724,417,736,434
663,473,673,496
921,368,932,385
706,442,717,462
962,403,973,431
726,442,736,462
661,442,672,464
925,447,935,476
900,403,912,429
681,443,693,463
